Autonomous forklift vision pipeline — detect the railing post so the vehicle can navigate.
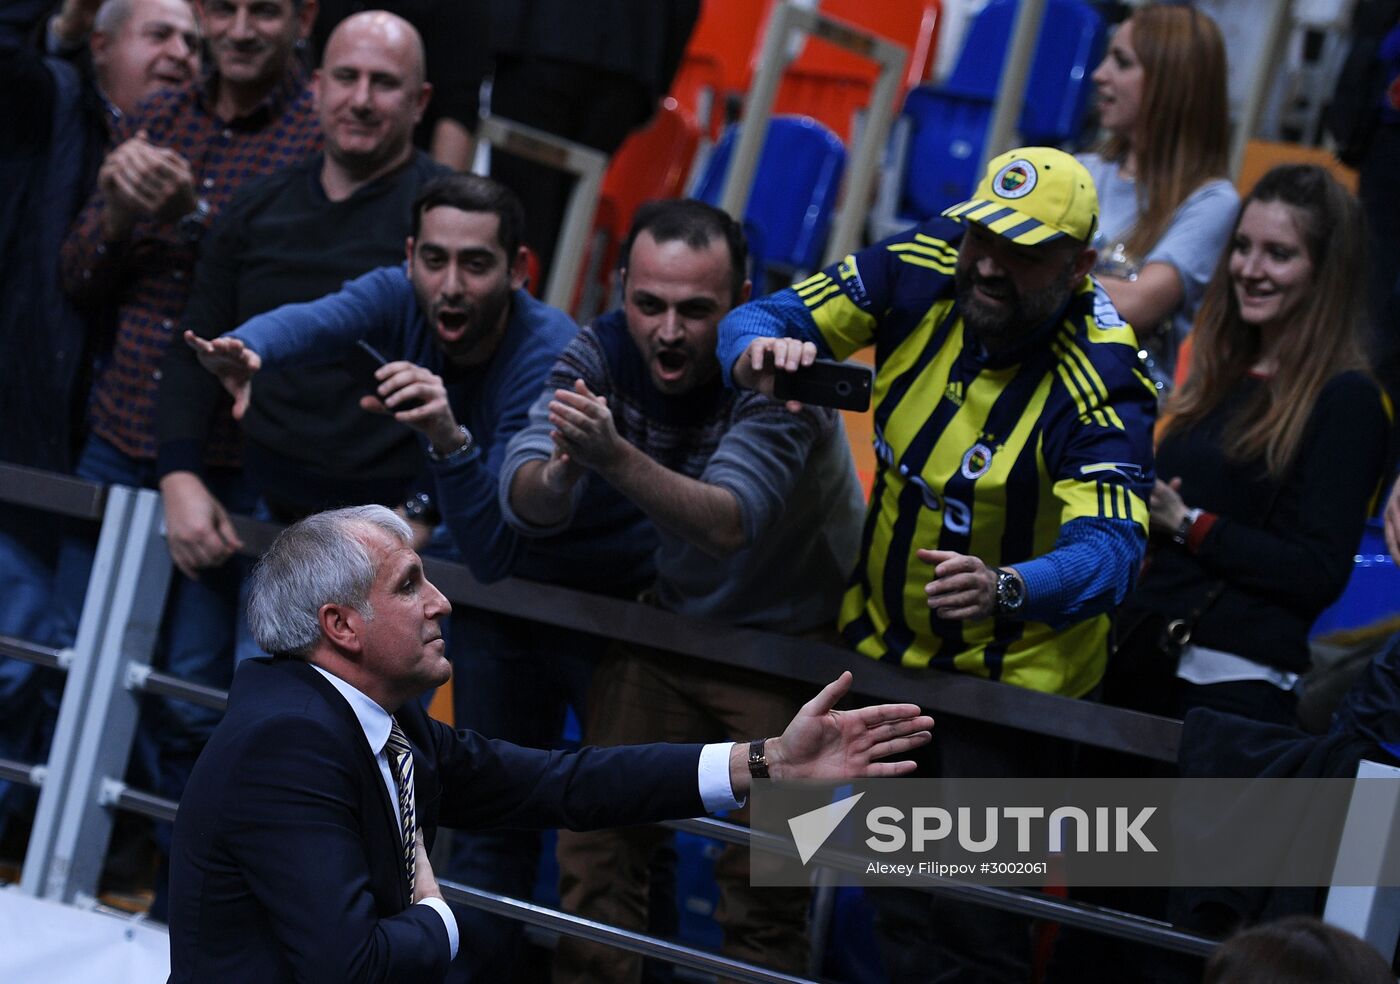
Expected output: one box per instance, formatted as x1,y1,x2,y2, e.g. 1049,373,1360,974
19,485,137,896
979,0,1048,171
475,116,608,316
1323,759,1400,959
717,2,910,268
23,487,172,903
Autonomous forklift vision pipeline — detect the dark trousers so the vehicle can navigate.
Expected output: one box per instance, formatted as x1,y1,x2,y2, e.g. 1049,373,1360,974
553,642,810,984
1049,652,1296,983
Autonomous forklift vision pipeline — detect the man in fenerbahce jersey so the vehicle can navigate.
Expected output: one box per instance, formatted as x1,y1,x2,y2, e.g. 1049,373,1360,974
717,147,1157,982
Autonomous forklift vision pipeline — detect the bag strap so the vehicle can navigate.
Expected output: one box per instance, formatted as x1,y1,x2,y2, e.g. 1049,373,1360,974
1164,483,1286,647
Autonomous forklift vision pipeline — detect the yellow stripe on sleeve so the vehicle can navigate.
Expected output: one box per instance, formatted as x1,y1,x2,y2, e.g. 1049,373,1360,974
809,292,878,361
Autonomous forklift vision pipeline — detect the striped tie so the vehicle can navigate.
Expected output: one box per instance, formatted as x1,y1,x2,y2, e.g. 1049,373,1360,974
385,720,417,901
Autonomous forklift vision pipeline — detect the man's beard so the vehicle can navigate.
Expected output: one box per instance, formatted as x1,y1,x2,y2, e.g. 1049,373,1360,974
955,266,1076,355
434,280,512,364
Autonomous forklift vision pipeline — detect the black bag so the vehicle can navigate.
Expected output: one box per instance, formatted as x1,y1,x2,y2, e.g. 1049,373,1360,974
1103,585,1224,717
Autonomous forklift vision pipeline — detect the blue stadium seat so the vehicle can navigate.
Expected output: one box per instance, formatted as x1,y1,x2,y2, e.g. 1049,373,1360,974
692,115,847,287
870,0,1105,238
1312,520,1400,638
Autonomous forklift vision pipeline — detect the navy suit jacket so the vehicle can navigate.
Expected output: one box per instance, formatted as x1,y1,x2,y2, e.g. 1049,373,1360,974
167,657,706,983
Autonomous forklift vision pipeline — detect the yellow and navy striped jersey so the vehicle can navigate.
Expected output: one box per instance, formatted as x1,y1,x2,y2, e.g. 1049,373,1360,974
719,218,1157,696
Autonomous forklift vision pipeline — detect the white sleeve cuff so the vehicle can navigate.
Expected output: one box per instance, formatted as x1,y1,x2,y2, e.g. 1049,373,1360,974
698,742,744,813
418,896,459,959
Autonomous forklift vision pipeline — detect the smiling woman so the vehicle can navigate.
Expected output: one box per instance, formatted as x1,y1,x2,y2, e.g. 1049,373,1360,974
1105,165,1391,727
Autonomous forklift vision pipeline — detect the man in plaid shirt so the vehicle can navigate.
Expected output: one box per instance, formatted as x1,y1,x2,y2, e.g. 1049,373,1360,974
56,0,320,829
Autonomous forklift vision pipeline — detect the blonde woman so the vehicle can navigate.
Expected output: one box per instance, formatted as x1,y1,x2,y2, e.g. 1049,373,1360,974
1081,3,1238,378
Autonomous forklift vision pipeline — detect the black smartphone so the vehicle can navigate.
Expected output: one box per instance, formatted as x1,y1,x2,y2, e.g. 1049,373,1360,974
771,358,873,412
346,339,421,411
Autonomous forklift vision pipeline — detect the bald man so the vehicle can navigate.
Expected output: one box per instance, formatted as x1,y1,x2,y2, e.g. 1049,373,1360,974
156,10,447,585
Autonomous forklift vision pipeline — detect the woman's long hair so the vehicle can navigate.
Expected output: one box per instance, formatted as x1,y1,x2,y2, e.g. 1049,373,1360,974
1100,4,1230,261
1161,165,1370,477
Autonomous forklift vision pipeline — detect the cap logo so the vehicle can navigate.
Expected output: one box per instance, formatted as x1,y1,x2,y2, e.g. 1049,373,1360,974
993,160,1037,200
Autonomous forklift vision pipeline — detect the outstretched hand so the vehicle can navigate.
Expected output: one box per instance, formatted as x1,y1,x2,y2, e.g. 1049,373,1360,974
751,672,932,788
183,330,260,420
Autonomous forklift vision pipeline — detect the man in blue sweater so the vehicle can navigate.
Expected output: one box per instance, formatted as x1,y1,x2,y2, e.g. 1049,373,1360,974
186,173,655,983
501,199,866,982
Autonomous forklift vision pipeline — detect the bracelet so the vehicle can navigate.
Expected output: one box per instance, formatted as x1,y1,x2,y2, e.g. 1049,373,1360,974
1171,508,1202,546
1186,511,1218,554
747,739,770,779
427,424,473,462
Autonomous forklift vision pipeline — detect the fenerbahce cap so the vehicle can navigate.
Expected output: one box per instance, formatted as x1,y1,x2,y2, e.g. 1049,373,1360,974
942,147,1098,246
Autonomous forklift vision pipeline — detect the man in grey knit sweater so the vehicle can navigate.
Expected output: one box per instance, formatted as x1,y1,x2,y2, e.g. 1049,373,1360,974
501,199,865,982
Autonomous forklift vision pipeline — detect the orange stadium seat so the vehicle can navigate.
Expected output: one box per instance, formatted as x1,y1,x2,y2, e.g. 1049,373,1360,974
771,0,942,142
670,0,777,137
573,98,704,319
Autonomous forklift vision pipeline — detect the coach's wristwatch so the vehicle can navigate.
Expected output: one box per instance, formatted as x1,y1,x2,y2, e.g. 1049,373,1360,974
748,739,770,779
994,568,1025,616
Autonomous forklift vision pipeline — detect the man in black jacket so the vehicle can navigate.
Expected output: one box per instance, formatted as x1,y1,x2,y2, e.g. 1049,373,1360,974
166,503,934,984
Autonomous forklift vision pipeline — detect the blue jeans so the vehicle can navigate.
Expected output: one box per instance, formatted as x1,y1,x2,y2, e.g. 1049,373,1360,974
53,435,254,807
0,505,67,834
439,605,599,984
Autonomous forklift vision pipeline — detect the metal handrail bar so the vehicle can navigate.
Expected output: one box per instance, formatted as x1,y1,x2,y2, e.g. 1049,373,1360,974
102,783,178,825
473,115,607,315
0,635,68,672
979,0,1046,169
102,778,1217,958
442,882,820,984
715,2,909,267
127,665,228,712
0,757,42,788
0,463,105,520
0,463,1183,763
663,818,1218,958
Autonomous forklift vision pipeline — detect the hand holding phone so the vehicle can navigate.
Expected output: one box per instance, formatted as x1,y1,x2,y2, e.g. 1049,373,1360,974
347,339,423,412
771,358,873,412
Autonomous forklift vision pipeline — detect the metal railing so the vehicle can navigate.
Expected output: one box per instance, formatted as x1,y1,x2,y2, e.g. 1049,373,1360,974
0,462,1232,973
8,461,1400,965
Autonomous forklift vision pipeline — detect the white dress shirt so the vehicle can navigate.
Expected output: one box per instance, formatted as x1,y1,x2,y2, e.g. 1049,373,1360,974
311,666,460,958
